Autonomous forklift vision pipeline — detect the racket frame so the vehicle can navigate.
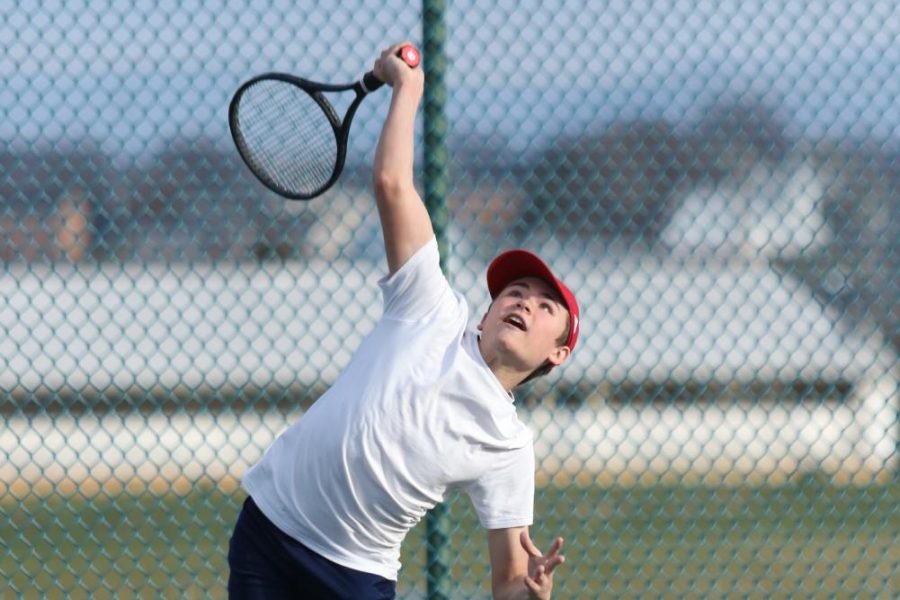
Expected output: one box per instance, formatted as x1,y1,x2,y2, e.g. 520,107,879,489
229,44,418,200
229,73,376,200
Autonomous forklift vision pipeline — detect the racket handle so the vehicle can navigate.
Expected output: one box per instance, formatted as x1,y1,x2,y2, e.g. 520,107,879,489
362,44,421,93
397,45,421,68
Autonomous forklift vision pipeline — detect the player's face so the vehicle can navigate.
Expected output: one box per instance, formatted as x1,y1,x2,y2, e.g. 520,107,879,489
478,277,571,371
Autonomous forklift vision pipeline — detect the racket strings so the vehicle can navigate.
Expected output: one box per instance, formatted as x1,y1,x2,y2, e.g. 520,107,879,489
235,80,339,196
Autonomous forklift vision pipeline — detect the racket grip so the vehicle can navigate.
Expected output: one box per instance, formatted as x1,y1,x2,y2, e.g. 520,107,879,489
397,45,421,68
362,44,421,93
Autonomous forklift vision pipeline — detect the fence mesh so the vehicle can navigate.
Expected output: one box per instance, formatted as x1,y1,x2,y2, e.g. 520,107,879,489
1,1,898,598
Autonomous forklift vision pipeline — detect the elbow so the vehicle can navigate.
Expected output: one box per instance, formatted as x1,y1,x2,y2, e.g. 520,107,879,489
372,171,399,200
372,172,413,204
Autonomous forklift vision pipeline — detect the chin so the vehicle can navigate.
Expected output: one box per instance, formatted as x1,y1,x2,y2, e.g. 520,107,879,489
493,330,522,350
492,335,536,366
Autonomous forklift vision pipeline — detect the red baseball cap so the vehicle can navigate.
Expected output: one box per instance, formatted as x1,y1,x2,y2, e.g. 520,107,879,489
486,249,580,351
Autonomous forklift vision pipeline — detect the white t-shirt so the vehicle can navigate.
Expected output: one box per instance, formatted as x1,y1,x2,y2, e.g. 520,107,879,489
242,239,535,581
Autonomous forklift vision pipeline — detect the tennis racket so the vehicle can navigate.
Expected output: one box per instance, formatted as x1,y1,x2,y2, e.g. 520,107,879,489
229,44,421,200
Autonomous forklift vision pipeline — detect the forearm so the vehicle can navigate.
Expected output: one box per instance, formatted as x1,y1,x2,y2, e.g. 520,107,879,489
372,80,423,194
493,579,537,600
489,529,563,600
370,72,431,273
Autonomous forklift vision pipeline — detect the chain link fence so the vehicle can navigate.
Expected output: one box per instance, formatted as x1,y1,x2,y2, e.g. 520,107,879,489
1,1,898,598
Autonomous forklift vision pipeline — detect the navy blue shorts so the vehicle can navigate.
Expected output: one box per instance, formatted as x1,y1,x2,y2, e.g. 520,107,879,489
227,496,397,600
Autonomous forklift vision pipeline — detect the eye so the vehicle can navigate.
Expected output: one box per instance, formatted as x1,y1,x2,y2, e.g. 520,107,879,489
540,302,554,313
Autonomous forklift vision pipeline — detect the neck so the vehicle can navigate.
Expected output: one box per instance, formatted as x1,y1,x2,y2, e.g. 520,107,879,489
477,335,526,392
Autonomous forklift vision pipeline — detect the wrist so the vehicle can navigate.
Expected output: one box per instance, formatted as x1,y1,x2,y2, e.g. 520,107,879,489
391,75,424,96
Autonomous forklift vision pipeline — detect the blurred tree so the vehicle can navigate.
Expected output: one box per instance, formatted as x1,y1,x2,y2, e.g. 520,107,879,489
516,99,793,247
789,141,900,353
518,121,695,245
0,145,114,262
125,139,314,262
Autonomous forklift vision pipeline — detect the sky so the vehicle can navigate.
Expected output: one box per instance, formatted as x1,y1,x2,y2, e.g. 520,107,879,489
0,0,897,162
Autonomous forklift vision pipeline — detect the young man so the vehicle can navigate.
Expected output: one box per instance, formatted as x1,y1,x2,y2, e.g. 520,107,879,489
227,42,580,600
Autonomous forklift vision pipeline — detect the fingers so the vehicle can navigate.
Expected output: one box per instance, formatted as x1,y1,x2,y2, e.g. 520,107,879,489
522,531,567,587
520,531,565,558
377,41,418,67
543,553,565,575
373,41,422,86
524,569,544,593
386,41,415,58
524,565,546,588
524,559,565,599
546,536,564,557
395,41,416,52
524,565,553,598
519,530,542,557
521,535,566,600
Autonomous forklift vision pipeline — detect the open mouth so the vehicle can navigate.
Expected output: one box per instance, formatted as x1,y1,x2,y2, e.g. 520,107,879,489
503,314,527,331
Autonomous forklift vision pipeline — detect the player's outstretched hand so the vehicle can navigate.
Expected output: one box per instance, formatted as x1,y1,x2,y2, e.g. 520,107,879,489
373,41,423,88
520,531,565,600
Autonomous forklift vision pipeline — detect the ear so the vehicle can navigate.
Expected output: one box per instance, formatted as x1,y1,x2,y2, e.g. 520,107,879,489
546,345,570,367
477,312,487,331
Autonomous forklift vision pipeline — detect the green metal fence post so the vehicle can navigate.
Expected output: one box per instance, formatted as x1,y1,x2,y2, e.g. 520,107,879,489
423,0,450,267
422,0,450,598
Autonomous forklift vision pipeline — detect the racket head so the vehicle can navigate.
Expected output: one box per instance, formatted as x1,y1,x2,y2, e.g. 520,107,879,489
229,73,353,200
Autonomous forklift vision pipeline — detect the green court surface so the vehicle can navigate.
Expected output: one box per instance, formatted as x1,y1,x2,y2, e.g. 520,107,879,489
2,481,898,598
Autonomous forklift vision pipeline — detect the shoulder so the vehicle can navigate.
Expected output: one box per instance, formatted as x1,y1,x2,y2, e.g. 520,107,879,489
380,238,466,321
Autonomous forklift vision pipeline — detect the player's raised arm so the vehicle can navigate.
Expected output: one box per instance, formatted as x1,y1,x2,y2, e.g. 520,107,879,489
371,42,435,275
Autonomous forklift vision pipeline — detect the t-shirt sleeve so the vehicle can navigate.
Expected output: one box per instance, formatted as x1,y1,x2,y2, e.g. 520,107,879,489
378,237,452,321
462,444,535,530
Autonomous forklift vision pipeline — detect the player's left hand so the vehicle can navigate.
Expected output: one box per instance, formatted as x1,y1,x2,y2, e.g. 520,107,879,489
520,531,565,599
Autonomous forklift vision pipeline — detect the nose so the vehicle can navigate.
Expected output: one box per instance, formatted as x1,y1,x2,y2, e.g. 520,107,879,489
516,298,532,313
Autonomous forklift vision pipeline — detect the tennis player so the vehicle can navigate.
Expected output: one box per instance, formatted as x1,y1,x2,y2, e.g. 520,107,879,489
227,42,579,600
